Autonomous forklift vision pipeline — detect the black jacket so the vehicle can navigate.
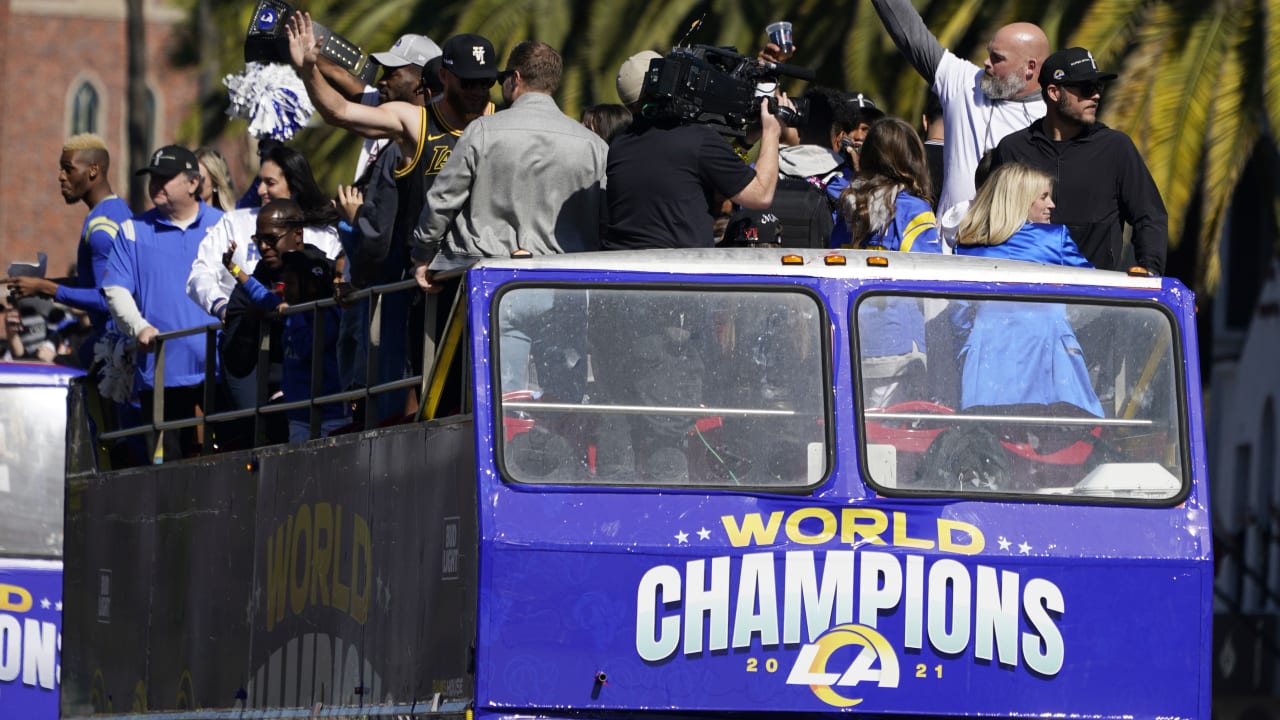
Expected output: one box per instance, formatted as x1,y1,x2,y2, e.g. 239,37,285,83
218,264,284,379
991,119,1167,274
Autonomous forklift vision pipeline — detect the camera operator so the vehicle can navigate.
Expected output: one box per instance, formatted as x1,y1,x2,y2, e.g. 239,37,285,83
603,55,795,250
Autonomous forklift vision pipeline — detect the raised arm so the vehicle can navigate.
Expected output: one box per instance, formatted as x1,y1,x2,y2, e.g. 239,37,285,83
286,12,417,143
870,0,947,85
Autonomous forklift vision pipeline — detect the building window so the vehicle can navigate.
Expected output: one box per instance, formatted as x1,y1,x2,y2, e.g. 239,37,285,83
71,82,100,135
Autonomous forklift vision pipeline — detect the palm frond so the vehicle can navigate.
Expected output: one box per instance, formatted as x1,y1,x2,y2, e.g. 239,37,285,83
1198,1,1263,294
1066,0,1145,64
1264,0,1280,141
1143,8,1231,251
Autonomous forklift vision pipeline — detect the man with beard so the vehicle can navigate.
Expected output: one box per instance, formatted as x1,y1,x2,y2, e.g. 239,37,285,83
991,48,1167,274
870,0,1048,227
4,134,131,368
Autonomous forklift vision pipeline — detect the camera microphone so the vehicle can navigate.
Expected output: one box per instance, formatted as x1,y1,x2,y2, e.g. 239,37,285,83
758,60,815,82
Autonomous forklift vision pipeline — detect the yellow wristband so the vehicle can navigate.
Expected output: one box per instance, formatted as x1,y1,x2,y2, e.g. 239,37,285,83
229,264,241,277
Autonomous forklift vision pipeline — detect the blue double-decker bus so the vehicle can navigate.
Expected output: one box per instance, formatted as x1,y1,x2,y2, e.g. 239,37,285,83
59,249,1208,719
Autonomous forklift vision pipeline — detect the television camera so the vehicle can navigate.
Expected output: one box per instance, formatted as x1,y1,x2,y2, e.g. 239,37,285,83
638,45,815,135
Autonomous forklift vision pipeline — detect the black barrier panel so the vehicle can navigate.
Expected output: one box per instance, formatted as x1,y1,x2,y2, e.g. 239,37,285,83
149,459,258,710
63,465,160,715
363,421,478,704
64,419,479,715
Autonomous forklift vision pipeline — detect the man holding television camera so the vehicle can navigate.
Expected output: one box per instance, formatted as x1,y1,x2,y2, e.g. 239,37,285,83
603,50,795,250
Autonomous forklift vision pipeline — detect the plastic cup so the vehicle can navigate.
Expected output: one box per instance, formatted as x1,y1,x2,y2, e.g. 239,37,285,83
766,21,794,54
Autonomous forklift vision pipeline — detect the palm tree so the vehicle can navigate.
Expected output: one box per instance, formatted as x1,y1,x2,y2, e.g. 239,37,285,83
178,0,1275,295
1067,0,1279,294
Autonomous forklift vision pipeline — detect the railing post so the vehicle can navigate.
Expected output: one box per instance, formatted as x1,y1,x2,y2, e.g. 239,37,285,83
309,304,325,441
364,289,381,431
152,335,166,464
255,312,272,446
202,325,217,455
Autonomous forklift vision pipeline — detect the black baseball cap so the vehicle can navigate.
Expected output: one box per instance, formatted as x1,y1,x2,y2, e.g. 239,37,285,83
724,209,782,247
440,34,498,81
1039,47,1117,87
135,145,198,177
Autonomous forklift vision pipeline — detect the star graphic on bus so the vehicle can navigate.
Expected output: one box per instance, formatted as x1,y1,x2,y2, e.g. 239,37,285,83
41,597,51,610
998,536,1011,551
1019,541,1032,554
675,530,689,544
697,527,711,540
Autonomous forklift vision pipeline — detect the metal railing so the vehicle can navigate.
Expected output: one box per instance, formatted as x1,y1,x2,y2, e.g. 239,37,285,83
97,272,466,464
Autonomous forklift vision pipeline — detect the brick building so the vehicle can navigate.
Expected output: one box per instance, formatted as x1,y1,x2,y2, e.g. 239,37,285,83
0,0,201,279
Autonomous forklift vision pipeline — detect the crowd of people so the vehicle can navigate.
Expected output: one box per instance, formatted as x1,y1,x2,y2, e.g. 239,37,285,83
0,4,1169,464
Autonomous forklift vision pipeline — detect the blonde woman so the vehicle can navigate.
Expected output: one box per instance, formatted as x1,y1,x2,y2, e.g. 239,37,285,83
196,147,237,212
954,163,1089,267
952,162,1101,416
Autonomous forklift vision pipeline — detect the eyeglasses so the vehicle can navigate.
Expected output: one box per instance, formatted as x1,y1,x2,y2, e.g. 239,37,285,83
251,231,289,246
1062,82,1104,97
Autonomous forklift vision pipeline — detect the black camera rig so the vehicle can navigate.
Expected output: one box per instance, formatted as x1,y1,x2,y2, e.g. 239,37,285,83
638,45,815,134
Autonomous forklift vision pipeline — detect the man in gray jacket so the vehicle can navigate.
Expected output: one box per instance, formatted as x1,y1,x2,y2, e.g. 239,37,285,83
412,40,607,398
412,41,607,281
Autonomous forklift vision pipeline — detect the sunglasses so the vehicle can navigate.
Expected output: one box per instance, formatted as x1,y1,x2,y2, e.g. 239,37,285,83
1062,81,1104,97
496,69,516,84
252,231,290,246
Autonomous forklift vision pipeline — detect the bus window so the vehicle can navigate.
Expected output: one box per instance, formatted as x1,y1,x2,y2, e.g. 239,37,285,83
496,286,829,488
857,294,1185,501
0,386,68,557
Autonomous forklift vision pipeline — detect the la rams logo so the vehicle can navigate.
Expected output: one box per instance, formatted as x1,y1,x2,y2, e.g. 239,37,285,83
256,6,279,32
1053,69,1066,80
785,624,900,707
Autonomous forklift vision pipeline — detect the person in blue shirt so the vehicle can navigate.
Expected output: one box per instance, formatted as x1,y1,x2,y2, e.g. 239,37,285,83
953,162,1102,416
103,145,225,460
4,134,132,368
839,117,941,407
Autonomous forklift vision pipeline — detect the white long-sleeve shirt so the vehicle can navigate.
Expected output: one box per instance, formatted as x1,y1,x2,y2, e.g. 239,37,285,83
186,207,342,317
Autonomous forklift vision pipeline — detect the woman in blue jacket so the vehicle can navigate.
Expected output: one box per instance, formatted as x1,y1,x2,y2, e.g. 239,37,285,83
953,163,1103,417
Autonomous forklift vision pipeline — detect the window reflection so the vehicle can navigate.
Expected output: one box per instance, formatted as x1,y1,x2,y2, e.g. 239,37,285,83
497,287,828,487
0,388,68,557
858,296,1183,500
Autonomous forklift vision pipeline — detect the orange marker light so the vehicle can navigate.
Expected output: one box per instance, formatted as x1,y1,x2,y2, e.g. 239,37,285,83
781,254,804,265
866,256,889,267
824,255,847,266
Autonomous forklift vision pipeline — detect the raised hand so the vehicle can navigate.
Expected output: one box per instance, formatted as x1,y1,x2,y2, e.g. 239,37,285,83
334,184,363,224
222,240,238,273
285,11,321,69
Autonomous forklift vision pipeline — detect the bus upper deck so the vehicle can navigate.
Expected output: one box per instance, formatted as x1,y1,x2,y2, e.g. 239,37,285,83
60,248,1209,720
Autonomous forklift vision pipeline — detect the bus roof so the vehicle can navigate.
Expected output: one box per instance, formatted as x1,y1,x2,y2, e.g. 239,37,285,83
472,248,1170,290
0,361,85,387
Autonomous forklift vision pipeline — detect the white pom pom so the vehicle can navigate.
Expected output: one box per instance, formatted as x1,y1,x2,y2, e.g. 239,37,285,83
93,328,138,403
223,62,317,141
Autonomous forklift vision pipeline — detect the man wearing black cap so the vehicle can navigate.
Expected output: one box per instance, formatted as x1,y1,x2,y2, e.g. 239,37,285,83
102,144,225,460
286,13,493,207
991,47,1167,274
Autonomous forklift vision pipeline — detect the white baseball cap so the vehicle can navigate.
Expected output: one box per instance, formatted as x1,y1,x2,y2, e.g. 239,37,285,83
372,34,442,69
